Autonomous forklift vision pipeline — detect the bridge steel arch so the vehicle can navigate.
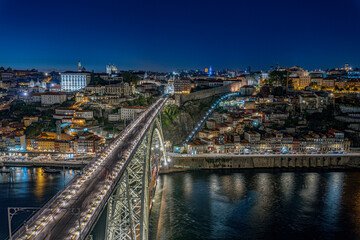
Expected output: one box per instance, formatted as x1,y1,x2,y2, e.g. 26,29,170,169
105,115,166,240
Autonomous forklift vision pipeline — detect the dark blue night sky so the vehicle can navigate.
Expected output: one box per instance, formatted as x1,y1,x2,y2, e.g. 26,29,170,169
0,0,359,72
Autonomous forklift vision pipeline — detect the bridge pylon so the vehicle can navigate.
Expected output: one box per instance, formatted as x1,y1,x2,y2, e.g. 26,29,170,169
105,115,166,240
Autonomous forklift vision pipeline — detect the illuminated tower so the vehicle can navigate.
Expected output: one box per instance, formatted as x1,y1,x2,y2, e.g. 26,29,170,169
78,61,82,72
209,66,212,76
106,64,118,75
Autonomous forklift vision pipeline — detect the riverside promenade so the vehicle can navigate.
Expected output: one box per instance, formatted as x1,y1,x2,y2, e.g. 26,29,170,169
0,158,90,168
162,153,360,172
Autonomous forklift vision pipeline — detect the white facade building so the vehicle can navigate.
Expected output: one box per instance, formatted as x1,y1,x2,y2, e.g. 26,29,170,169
85,83,133,96
120,106,147,121
75,110,94,120
108,114,121,122
61,71,91,91
40,92,67,106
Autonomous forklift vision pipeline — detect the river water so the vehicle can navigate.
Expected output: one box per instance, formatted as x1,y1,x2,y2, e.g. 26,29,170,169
0,167,77,240
149,170,360,240
1,168,360,240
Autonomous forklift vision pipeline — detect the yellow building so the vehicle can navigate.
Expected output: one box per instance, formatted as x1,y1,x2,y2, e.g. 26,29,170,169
38,132,73,140
174,79,191,95
55,140,71,152
292,76,311,89
26,138,36,151
23,116,39,127
34,139,72,152
37,140,56,152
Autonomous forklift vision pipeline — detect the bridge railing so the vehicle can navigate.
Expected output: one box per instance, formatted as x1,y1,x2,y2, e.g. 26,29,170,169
80,98,167,239
9,169,83,239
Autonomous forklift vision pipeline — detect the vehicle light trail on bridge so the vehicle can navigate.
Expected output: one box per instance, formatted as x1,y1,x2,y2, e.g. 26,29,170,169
12,96,168,240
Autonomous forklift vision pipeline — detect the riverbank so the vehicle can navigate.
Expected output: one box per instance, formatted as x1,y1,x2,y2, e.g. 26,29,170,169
160,154,360,173
0,160,88,168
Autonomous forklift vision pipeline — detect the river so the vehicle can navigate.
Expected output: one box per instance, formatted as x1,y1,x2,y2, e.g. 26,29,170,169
0,167,77,240
1,168,360,240
149,170,360,240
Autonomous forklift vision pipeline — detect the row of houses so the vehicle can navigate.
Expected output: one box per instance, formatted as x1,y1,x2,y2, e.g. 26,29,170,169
186,129,350,154
0,131,103,153
23,92,68,105
85,83,134,97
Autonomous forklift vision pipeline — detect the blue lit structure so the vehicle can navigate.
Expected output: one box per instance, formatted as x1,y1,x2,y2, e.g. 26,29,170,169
184,92,240,144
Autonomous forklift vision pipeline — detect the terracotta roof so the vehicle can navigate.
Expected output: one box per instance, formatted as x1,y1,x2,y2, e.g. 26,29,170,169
187,140,207,146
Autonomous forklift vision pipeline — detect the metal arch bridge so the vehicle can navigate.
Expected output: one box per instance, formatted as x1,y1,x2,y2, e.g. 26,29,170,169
11,96,168,240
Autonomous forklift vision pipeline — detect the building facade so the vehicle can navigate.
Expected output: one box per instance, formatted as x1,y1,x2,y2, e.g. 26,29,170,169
120,106,147,121
40,92,67,106
61,71,91,91
174,79,191,95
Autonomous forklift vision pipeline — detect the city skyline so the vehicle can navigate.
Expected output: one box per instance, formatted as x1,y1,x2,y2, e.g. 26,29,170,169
1,0,360,72
2,0,360,239
0,61,358,74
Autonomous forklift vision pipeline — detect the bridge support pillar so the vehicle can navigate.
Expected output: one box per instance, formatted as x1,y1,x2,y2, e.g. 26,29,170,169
106,135,149,240
105,116,166,240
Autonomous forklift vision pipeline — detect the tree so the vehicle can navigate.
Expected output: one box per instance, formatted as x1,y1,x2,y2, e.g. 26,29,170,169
42,109,54,121
266,70,289,86
25,122,45,137
309,82,318,88
162,105,180,127
89,74,108,85
60,101,72,107
122,71,132,82
273,86,284,96
122,71,140,85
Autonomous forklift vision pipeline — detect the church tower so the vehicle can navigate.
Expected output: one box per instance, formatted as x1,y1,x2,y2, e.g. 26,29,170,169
78,61,82,72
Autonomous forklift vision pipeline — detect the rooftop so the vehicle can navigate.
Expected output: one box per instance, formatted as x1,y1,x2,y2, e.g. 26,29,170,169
122,106,147,109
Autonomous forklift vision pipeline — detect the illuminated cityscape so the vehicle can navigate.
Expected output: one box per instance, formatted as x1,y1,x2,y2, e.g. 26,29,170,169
1,0,360,240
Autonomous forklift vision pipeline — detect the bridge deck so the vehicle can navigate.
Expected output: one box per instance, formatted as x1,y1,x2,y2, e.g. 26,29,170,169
13,97,168,240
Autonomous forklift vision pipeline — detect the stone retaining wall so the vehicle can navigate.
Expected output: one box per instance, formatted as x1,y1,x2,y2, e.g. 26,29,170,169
176,82,243,106
163,155,360,172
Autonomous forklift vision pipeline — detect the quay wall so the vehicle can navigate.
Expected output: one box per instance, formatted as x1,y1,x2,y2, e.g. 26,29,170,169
175,82,243,106
162,155,360,173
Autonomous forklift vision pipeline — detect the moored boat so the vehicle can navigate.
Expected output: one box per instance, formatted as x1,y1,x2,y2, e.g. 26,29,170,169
42,168,61,173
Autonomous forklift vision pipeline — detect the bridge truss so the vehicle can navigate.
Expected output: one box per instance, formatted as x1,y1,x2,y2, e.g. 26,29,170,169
105,116,166,240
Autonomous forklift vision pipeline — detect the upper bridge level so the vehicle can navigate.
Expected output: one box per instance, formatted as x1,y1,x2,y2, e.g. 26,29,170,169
12,96,168,240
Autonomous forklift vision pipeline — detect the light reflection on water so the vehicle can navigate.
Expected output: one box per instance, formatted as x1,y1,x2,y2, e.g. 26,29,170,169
0,167,77,240
280,172,294,202
3,168,359,240
149,170,360,240
322,173,343,230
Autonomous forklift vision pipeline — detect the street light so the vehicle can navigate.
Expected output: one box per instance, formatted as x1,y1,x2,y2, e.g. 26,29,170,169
8,207,39,240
